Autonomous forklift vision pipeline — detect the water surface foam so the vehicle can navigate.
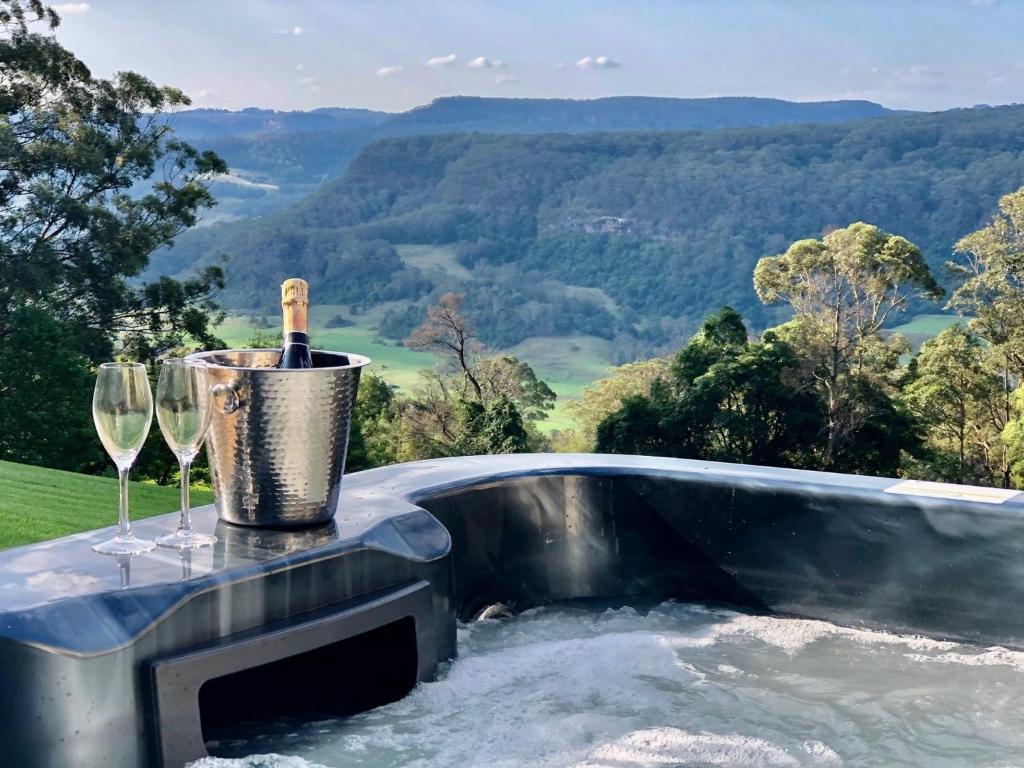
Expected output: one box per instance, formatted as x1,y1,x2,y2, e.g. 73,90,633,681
190,602,1024,768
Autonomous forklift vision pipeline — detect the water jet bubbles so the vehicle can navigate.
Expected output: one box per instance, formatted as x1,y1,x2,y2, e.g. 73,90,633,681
188,600,1024,768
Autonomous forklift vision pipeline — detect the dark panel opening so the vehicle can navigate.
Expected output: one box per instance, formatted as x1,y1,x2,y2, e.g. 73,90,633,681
199,616,417,757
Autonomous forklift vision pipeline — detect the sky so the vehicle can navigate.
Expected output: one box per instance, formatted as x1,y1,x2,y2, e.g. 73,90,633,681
48,0,1024,114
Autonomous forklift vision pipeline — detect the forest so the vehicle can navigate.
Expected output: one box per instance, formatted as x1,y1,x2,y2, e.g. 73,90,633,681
156,104,1024,353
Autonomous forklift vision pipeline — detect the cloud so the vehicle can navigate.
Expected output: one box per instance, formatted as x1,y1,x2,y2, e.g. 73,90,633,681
427,53,458,67
298,76,320,87
576,55,621,70
894,63,944,85
376,66,403,78
193,88,218,99
468,56,504,69
292,26,305,35
495,74,517,84
295,64,307,71
53,2,90,13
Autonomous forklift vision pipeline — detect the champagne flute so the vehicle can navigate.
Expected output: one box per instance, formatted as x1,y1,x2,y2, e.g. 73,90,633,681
155,358,217,549
92,362,156,555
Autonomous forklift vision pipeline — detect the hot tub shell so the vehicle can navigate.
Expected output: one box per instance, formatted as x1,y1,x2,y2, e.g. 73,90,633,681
1,454,1023,766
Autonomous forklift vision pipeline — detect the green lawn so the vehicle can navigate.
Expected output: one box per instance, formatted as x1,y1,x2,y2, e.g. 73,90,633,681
0,460,212,550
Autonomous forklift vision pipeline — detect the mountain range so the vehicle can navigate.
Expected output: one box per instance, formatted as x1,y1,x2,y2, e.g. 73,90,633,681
184,96,903,222
155,98,1024,358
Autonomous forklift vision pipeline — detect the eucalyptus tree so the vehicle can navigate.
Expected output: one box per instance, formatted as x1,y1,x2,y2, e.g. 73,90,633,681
754,222,942,470
904,325,1013,486
947,188,1024,377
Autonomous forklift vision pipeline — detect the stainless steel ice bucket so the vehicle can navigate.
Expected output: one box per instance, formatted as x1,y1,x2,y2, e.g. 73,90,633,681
187,349,370,527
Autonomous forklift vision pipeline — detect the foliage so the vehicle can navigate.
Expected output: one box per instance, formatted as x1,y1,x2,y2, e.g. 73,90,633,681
755,222,940,470
561,357,671,451
948,188,1024,378
475,355,556,422
0,306,99,471
904,325,1014,486
451,395,531,455
596,308,823,467
0,1,227,355
325,313,353,329
346,373,401,472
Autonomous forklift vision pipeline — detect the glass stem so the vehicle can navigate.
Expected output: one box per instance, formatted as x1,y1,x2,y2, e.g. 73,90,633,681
179,456,193,535
117,465,131,540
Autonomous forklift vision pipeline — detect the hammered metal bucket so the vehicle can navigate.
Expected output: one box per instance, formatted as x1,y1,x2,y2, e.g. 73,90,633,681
187,349,370,527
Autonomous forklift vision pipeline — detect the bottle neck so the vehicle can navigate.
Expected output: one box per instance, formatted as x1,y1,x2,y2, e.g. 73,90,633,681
282,301,309,336
284,331,309,346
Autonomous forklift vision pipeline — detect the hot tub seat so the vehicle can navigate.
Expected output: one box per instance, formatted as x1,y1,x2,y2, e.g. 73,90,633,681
2,454,1024,767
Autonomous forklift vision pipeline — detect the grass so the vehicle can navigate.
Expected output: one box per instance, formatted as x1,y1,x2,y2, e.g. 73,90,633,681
0,460,213,550
395,244,472,280
889,313,964,352
890,313,963,337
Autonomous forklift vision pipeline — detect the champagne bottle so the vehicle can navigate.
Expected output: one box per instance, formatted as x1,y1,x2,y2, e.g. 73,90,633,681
277,277,314,369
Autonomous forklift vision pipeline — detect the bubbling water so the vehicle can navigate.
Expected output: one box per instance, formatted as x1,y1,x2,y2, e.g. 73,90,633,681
189,601,1024,768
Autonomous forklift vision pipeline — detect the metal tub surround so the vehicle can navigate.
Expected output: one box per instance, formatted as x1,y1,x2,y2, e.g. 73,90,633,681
3,454,1024,767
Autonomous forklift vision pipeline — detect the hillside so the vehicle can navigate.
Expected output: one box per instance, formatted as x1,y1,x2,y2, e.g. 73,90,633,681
159,104,1024,358
187,96,902,222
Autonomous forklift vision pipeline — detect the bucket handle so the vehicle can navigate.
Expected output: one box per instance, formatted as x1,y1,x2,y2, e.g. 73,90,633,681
212,382,242,415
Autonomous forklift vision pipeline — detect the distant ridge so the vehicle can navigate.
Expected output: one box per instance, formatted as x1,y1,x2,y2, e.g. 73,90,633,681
166,107,391,140
184,95,908,221
387,95,900,133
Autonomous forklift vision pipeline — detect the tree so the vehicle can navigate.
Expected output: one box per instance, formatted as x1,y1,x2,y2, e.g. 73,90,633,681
475,355,556,422
0,306,99,470
754,222,941,469
0,0,226,353
564,357,671,449
401,295,555,459
346,374,401,472
452,395,531,455
405,293,483,399
947,188,1024,376
0,1,226,470
594,394,668,457
904,326,1013,485
596,307,823,468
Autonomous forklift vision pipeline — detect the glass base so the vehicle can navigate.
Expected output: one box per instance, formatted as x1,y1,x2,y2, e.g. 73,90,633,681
156,529,217,550
92,534,157,556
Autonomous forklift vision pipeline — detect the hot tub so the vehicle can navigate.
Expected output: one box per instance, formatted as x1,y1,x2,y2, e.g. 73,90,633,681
1,454,1023,767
